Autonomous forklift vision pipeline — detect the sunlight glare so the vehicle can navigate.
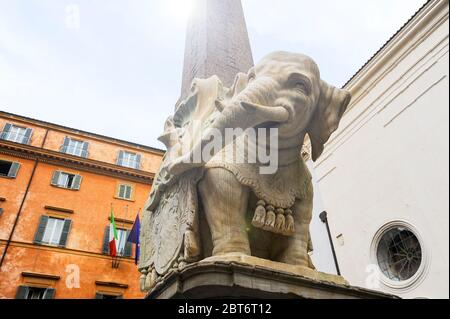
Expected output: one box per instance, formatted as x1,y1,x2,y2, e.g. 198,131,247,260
162,0,199,27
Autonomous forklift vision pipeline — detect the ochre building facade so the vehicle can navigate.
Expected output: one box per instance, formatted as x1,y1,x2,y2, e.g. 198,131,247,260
0,111,164,299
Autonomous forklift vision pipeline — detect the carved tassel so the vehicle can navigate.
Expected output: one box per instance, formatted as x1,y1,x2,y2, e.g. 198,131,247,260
140,269,148,292
252,200,266,228
263,205,276,231
274,208,286,234
284,209,295,236
145,268,157,291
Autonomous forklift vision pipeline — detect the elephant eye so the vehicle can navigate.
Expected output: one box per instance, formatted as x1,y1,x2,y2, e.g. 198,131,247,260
295,81,309,95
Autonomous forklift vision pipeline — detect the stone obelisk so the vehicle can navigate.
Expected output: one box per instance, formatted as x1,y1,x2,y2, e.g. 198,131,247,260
180,0,254,100
145,0,399,300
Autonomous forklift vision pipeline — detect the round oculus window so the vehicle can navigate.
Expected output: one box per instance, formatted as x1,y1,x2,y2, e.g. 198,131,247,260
376,227,422,282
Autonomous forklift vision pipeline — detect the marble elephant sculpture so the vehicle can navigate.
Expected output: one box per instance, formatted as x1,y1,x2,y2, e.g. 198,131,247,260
166,51,352,269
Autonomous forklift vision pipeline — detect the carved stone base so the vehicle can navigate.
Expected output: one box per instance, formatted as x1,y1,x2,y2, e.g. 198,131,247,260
145,256,399,299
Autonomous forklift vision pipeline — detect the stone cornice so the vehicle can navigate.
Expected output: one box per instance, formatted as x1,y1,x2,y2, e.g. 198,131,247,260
0,239,136,262
344,0,448,108
0,140,155,184
0,111,165,156
95,281,129,289
313,0,448,165
22,272,61,281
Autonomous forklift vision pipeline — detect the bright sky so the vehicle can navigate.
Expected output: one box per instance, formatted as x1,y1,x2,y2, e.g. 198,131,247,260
0,0,427,149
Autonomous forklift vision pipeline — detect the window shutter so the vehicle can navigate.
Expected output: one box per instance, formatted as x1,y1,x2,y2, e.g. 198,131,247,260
58,219,72,247
102,226,110,254
119,185,125,198
22,128,33,144
51,171,61,186
124,231,133,257
1,123,12,140
81,141,89,158
15,286,30,299
71,175,82,190
135,154,142,169
34,216,49,244
116,184,121,198
117,150,125,166
43,288,56,299
8,162,21,178
95,293,104,299
60,137,70,153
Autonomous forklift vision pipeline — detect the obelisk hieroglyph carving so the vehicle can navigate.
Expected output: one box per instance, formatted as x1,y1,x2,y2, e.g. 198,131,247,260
180,0,254,100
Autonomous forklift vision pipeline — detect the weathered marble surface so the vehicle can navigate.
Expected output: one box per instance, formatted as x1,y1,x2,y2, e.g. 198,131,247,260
139,52,351,293
146,259,399,299
180,0,254,99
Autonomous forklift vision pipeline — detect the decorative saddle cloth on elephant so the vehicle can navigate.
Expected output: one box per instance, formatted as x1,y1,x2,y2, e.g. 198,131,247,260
206,136,313,209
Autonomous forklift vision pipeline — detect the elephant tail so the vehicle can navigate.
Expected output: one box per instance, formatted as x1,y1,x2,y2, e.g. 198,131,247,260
307,230,316,270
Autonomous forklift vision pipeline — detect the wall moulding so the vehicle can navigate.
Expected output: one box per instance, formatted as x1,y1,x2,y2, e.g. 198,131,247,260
0,140,154,184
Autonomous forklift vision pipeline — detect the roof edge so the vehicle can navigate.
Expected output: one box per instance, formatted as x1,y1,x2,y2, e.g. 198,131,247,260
0,109,165,154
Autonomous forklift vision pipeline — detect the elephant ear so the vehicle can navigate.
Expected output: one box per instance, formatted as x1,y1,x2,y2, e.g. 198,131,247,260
308,80,351,161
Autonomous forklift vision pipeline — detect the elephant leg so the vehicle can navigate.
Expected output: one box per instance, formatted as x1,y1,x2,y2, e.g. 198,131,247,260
198,168,251,256
275,197,313,267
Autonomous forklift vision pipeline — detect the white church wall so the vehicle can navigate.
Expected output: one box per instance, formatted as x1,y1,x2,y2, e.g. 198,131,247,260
312,0,449,298
307,160,340,275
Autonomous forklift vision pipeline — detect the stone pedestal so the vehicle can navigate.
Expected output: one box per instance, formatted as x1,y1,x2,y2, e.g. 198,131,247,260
146,256,399,299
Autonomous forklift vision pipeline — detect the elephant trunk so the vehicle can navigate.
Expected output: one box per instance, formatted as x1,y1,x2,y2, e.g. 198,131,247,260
207,77,288,141
167,80,289,175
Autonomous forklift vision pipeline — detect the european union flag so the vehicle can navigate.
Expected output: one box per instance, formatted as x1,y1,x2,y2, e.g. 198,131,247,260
127,213,141,265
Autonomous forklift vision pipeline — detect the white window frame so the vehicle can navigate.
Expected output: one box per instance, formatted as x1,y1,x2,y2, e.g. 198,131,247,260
57,172,75,189
370,220,429,292
117,184,133,200
42,217,65,246
121,152,139,169
66,139,85,157
5,125,27,143
116,228,128,256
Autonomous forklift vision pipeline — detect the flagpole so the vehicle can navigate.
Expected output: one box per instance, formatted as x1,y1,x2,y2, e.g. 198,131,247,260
121,205,129,257
110,203,120,269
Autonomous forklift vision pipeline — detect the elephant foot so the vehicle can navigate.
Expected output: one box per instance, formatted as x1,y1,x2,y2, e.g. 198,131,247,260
212,239,251,257
275,237,310,268
278,254,310,268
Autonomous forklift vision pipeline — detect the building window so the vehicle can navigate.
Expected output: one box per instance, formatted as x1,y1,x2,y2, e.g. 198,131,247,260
117,183,133,200
102,226,132,257
117,151,141,169
0,160,20,178
34,216,72,247
27,287,46,299
60,137,89,158
51,171,82,190
16,286,55,299
95,293,123,299
0,123,33,144
376,227,422,282
116,228,129,255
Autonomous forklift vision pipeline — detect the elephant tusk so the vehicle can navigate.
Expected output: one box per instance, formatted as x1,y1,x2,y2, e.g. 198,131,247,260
215,99,226,112
240,101,290,123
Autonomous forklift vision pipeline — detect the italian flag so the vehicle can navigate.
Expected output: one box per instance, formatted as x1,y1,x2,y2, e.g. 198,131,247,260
109,210,118,257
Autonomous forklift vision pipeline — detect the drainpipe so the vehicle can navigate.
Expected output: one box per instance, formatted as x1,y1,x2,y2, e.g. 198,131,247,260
319,211,341,276
0,129,49,270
